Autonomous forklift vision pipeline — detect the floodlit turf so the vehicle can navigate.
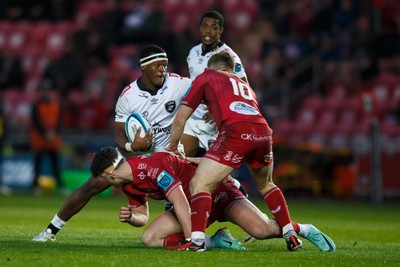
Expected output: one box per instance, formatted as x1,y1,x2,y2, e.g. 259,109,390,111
1,194,399,267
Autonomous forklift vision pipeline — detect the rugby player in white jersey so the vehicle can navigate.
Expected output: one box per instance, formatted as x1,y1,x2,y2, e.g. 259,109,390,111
31,45,193,242
181,10,249,198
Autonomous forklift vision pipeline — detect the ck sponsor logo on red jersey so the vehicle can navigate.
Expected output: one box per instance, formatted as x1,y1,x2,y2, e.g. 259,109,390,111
241,134,270,141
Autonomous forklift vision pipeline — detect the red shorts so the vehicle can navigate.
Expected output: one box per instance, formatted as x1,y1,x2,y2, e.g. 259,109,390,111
207,178,246,226
204,122,274,169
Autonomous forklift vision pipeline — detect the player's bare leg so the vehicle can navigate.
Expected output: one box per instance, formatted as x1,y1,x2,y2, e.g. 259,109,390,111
142,210,182,247
181,134,200,157
224,199,281,239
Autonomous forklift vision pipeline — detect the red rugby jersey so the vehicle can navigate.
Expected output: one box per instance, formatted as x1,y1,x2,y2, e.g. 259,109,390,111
182,69,268,129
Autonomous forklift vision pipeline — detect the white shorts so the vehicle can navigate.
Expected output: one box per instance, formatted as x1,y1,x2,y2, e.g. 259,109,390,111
183,116,218,150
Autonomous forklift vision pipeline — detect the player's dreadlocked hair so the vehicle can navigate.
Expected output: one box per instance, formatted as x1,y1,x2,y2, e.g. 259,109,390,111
207,51,234,70
201,10,224,28
91,147,119,177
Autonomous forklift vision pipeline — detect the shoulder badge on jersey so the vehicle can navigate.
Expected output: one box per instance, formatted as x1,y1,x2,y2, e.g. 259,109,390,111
156,170,175,190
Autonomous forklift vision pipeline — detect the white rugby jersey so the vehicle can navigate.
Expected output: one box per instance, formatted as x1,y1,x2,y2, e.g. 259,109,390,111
187,42,247,119
115,73,192,151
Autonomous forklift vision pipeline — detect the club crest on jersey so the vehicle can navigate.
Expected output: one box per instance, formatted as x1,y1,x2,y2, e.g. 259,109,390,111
165,101,176,113
156,170,175,190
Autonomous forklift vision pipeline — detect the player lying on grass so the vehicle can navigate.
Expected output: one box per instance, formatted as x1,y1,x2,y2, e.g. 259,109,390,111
88,147,334,251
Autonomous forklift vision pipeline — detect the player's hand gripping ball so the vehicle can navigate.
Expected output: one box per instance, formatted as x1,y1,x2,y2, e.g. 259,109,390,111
125,113,152,142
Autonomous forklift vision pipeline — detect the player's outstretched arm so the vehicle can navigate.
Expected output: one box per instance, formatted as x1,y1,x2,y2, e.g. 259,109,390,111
167,105,194,153
32,176,111,242
57,176,111,221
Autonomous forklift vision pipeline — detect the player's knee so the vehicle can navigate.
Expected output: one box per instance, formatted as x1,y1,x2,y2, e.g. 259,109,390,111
141,230,158,247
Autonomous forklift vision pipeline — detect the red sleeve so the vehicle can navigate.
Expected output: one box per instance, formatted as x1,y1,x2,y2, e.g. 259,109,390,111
182,72,207,109
121,186,148,208
126,194,147,208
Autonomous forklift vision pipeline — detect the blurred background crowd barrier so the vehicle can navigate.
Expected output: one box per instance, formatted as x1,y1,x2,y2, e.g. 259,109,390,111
0,0,399,199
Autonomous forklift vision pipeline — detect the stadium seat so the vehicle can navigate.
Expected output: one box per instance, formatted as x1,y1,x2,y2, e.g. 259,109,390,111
380,115,400,138
343,94,362,113
314,109,337,133
6,21,31,55
221,0,258,32
302,94,324,112
77,0,109,19
272,120,292,142
353,116,371,136
0,21,13,50
310,110,337,147
335,109,358,135
290,108,316,145
372,83,390,115
30,22,53,47
170,12,191,34
324,85,347,112
46,31,66,57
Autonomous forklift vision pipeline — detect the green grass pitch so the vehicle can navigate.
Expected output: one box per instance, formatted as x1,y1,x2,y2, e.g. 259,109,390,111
1,194,399,267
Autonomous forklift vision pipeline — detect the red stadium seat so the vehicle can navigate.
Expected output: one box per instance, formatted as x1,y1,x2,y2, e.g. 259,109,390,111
291,108,316,142
77,0,109,19
29,22,53,46
388,85,400,110
302,94,324,112
380,115,400,138
272,120,292,141
313,109,336,134
343,94,362,113
0,21,13,50
324,85,347,111
46,31,66,56
372,83,390,115
6,21,31,55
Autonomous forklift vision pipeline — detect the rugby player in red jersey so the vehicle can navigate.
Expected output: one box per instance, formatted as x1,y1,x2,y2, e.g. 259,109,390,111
166,51,336,252
90,147,334,252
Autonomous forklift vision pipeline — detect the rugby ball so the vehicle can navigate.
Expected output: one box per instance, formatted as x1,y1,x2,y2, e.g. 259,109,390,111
125,113,152,142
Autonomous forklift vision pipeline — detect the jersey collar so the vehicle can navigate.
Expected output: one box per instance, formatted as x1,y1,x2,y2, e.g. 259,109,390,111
137,77,165,96
201,41,224,56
